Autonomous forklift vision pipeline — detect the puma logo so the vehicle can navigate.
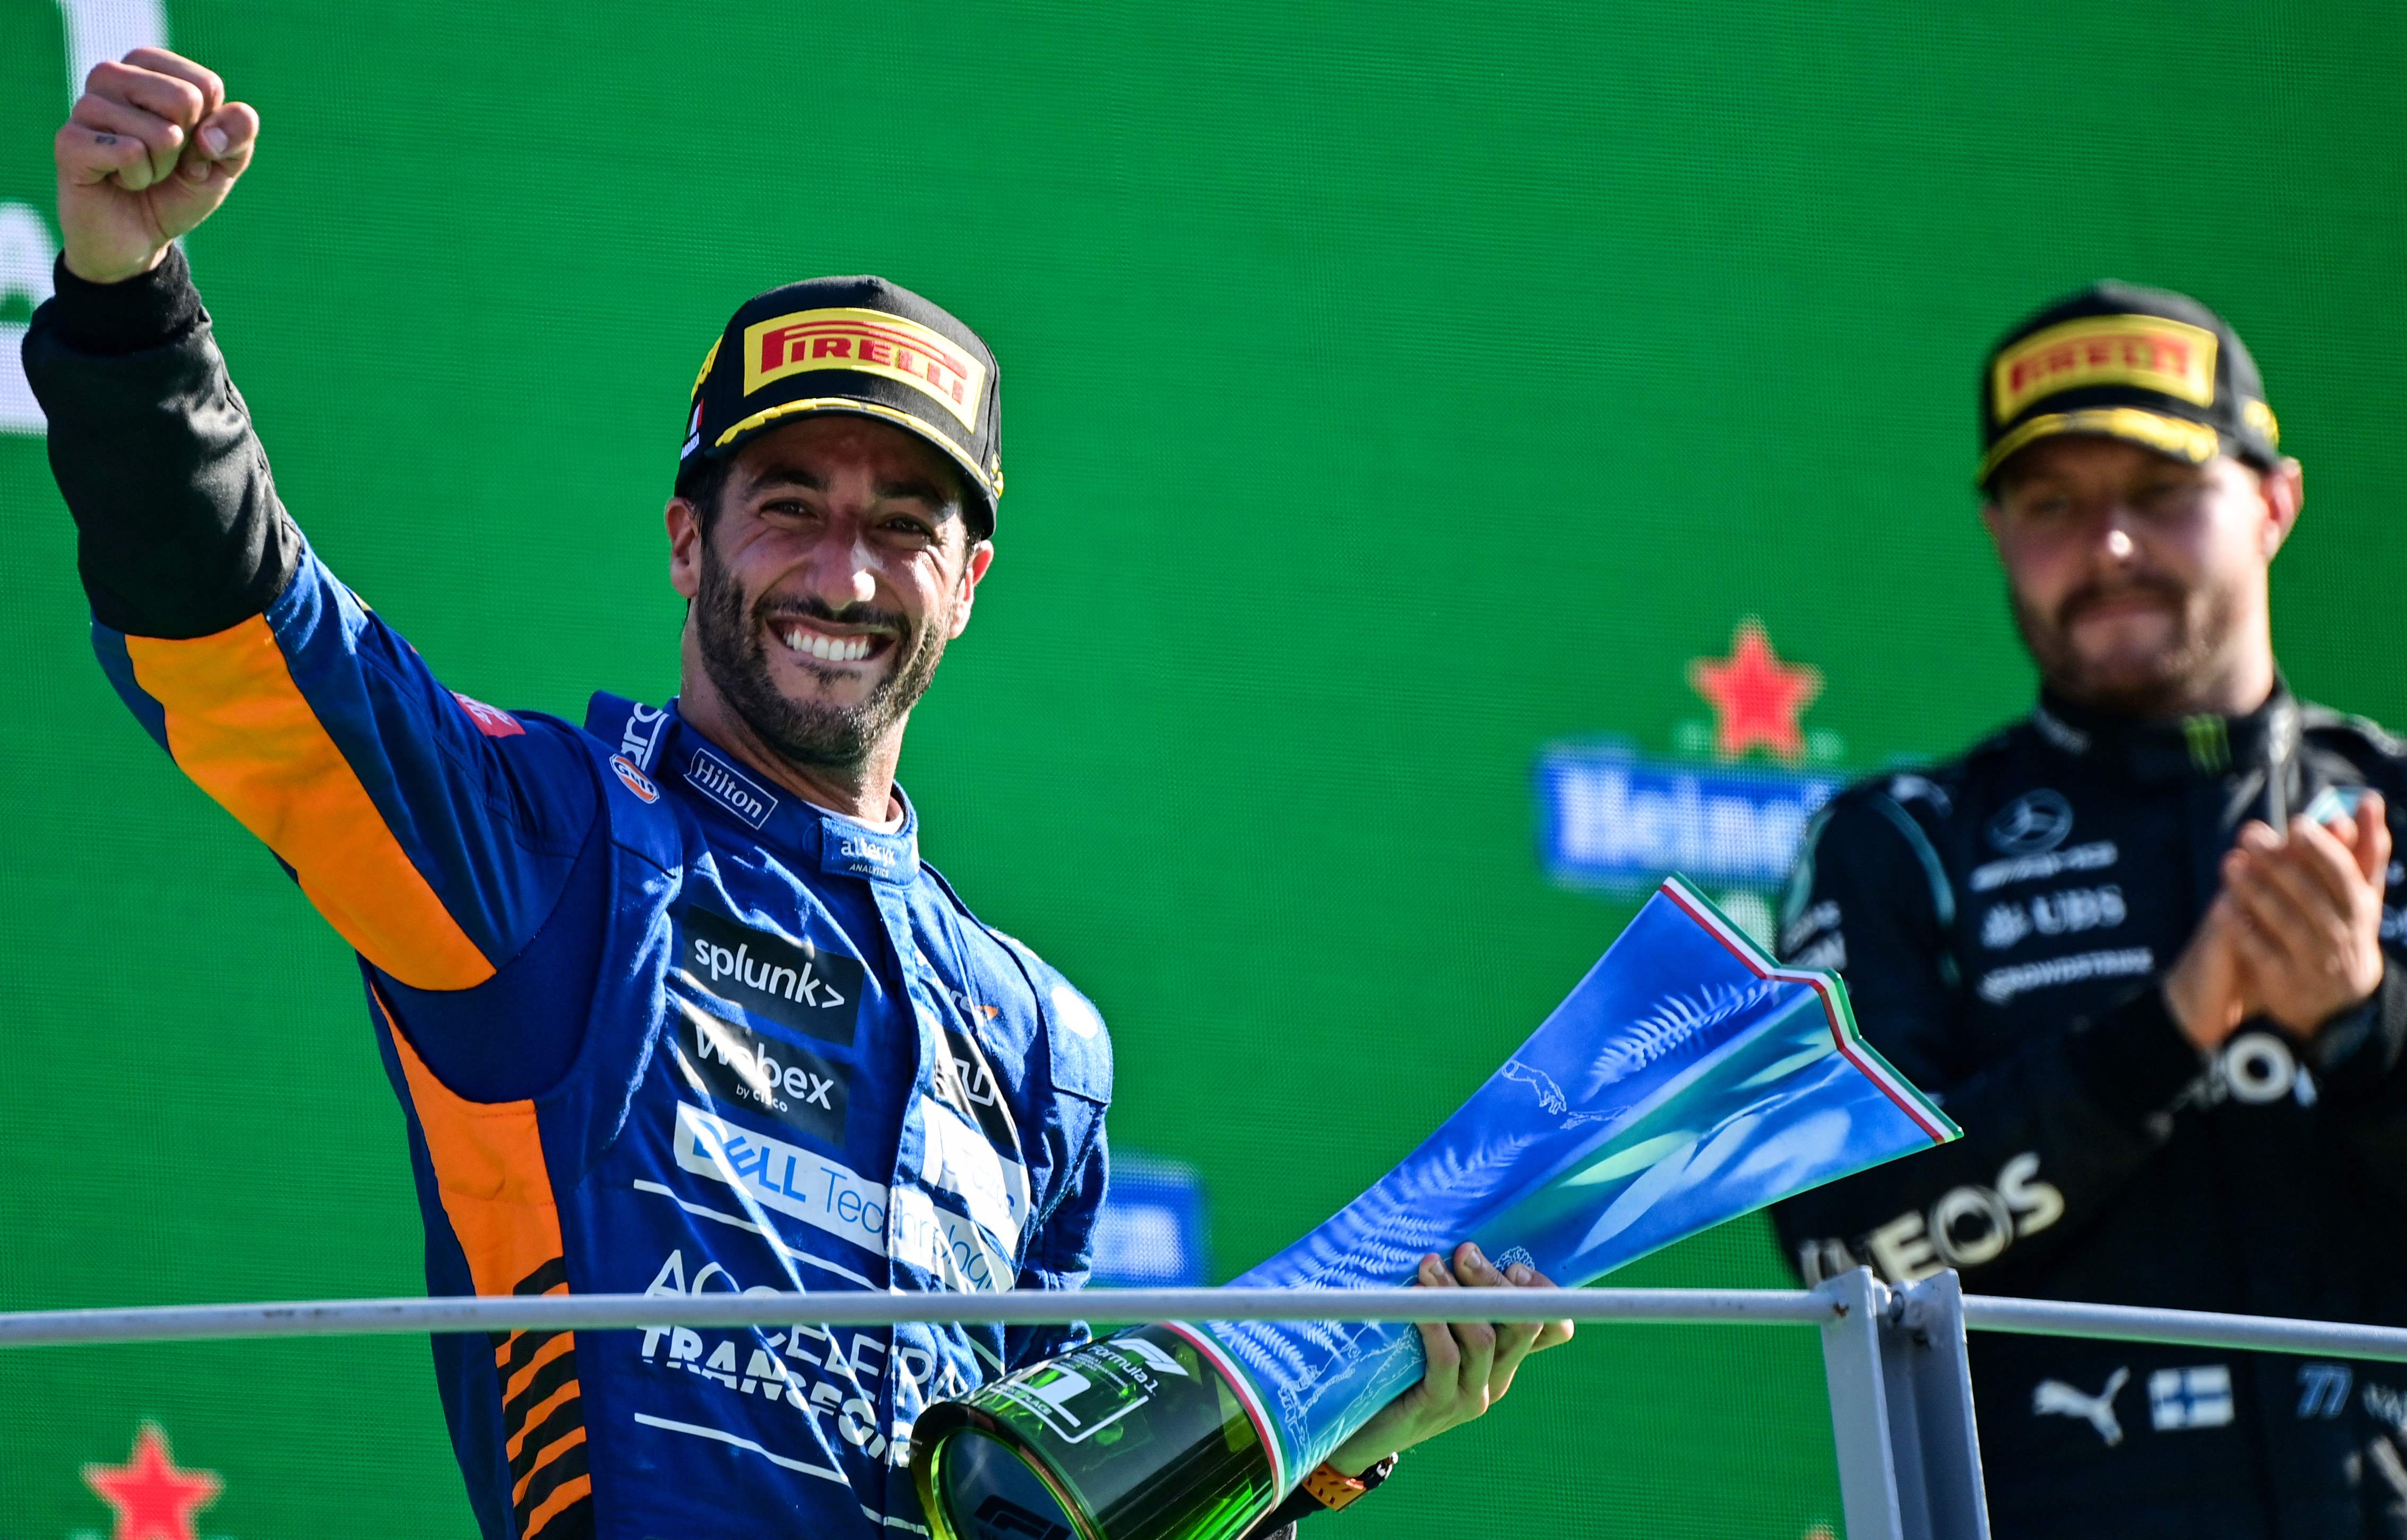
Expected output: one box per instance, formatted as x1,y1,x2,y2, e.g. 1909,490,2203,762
2033,1367,2130,1446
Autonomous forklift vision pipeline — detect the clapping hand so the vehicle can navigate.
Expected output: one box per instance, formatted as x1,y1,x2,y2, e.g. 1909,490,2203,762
2220,793,2390,1036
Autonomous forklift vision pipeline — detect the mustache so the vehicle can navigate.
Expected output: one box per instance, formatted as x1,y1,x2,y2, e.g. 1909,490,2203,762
753,594,913,638
2055,573,2187,627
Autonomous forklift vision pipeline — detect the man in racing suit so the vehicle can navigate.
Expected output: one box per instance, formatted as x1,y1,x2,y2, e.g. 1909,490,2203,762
28,49,1565,1540
1773,281,2407,1537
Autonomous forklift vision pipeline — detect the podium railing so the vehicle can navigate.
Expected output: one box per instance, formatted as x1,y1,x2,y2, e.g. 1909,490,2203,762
6,1274,2404,1540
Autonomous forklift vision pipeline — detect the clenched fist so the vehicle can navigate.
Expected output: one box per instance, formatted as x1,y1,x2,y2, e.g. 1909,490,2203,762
56,48,258,284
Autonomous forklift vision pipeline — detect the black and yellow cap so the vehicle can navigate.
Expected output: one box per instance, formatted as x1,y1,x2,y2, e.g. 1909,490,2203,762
680,275,1003,538
1978,281,2281,489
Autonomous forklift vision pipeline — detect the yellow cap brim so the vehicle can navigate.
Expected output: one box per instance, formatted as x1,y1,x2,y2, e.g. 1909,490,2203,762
713,396,1003,510
1978,406,2222,487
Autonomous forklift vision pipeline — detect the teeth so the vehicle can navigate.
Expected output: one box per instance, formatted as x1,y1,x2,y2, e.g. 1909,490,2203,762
779,627,874,663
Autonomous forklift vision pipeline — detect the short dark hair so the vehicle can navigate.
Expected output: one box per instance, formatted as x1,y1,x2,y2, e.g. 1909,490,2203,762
674,454,737,535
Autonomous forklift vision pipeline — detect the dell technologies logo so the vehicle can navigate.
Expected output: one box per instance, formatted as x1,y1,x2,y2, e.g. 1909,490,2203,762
680,906,865,1045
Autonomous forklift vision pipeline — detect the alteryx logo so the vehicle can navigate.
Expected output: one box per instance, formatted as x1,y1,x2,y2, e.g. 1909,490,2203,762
840,836,896,872
1537,745,1840,889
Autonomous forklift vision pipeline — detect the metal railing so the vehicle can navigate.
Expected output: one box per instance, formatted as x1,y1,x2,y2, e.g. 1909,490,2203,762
5,1274,2401,1540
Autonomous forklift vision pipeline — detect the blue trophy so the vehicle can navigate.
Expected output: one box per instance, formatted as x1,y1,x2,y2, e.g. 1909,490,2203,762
911,879,1959,1540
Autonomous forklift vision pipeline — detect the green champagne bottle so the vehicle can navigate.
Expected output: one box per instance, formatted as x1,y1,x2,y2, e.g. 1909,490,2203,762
912,1324,1282,1540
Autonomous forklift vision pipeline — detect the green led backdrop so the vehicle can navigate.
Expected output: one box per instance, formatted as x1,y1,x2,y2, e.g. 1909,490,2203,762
5,2,2407,1535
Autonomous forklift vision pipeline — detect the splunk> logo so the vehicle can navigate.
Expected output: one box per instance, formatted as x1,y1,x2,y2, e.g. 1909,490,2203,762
680,904,865,1044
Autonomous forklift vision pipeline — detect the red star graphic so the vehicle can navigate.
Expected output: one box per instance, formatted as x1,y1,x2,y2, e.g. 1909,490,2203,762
83,1423,221,1540
1687,620,1824,761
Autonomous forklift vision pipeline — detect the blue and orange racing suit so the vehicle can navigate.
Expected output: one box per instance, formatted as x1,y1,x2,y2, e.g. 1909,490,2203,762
26,248,1111,1540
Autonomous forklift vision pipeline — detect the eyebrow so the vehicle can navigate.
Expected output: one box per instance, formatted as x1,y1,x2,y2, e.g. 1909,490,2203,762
875,475,960,514
742,463,960,516
745,466,827,496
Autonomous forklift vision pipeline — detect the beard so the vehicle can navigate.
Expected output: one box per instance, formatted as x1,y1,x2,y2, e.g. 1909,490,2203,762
2008,570,2241,718
693,539,957,772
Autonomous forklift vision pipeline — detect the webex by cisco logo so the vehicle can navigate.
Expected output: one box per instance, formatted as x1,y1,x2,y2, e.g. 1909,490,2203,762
679,906,865,1045
676,1004,849,1146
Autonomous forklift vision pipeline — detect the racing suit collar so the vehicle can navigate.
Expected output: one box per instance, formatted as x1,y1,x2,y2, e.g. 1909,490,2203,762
2030,678,2300,784
584,691,922,883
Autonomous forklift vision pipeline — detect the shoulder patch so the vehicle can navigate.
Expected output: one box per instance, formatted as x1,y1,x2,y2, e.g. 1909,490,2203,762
1887,773,1952,816
1002,938,1112,1104
2301,702,2407,760
580,734,685,876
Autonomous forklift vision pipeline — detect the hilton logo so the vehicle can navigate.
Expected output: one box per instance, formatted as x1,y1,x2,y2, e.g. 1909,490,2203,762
686,747,779,828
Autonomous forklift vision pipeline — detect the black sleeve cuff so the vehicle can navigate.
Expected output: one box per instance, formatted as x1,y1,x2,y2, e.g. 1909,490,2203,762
47,245,205,355
2314,965,2407,1103
2063,984,2210,1130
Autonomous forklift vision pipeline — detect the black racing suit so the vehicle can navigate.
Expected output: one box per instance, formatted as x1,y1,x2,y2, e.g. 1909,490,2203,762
1772,685,2407,1539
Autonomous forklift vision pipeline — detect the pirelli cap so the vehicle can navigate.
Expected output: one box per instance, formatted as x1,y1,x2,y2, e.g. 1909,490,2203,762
1979,281,2281,488
680,275,1002,536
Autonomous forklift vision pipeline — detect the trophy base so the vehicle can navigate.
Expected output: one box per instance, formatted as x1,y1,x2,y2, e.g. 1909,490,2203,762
911,1325,1282,1540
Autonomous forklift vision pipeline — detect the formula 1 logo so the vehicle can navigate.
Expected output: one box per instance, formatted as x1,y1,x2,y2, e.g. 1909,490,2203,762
5,2,174,434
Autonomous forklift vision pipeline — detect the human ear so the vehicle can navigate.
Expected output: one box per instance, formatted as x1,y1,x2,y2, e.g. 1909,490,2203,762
666,497,705,601
2260,457,2304,560
947,540,996,641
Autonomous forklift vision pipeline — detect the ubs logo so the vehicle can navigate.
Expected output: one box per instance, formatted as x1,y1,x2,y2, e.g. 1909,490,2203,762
1988,790,2074,855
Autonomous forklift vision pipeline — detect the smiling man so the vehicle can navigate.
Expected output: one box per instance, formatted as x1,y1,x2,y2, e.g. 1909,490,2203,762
28,48,1563,1540
1772,284,2407,1537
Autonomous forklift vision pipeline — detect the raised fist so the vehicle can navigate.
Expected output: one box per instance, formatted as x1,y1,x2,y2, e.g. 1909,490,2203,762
55,48,258,284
